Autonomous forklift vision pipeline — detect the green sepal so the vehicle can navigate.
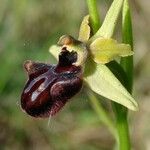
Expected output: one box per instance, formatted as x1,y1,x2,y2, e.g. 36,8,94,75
84,58,138,111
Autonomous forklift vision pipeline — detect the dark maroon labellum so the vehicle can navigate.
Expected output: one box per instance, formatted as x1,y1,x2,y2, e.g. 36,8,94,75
21,48,83,118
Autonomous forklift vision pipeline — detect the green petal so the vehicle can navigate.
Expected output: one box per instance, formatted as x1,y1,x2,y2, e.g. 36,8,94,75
78,15,91,43
90,38,133,64
49,45,61,60
84,59,138,111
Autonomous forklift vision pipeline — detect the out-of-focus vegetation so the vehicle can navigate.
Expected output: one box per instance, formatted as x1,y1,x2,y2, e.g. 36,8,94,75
0,0,149,149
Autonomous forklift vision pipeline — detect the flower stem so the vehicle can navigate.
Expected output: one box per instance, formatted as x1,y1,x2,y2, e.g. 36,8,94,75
113,103,131,150
111,87,131,150
114,0,133,150
108,61,131,150
117,116,130,150
121,0,133,93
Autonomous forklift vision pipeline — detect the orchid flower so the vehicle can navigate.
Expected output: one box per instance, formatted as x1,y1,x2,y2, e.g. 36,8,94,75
21,0,138,118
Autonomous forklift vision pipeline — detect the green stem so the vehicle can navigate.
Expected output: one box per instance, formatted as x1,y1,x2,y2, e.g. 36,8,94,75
117,116,130,150
108,61,131,150
86,0,100,33
113,104,130,150
112,103,130,150
120,0,133,93
114,0,133,150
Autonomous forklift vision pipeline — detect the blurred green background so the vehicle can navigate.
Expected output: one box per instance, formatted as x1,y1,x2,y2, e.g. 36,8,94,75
0,0,150,150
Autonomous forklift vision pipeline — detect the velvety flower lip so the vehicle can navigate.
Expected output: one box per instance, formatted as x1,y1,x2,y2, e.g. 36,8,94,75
21,49,83,117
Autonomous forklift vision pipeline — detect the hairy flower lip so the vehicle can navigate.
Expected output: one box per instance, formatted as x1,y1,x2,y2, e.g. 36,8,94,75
21,50,83,118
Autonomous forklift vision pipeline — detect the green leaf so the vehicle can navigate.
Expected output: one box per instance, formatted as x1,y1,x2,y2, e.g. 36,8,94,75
84,58,138,111
90,38,133,64
78,15,91,43
91,0,124,40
